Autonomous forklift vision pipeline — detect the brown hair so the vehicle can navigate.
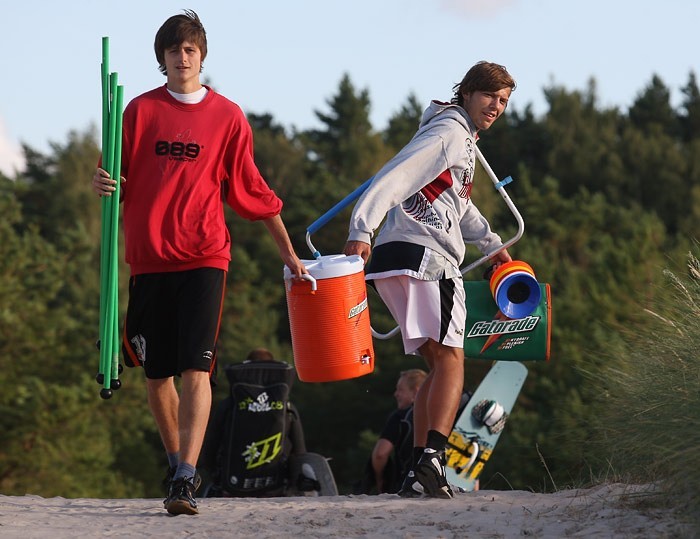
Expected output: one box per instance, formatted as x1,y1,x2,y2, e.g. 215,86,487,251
400,369,428,391
246,348,275,362
154,10,207,75
451,61,516,107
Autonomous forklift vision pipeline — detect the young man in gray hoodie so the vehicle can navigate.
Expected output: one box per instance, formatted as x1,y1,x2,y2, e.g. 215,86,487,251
344,61,516,498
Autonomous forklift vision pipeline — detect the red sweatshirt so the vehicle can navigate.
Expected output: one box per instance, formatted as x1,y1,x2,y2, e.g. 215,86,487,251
119,85,282,275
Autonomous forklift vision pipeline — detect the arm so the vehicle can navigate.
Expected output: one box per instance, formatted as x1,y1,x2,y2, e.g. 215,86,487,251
343,135,446,263
343,240,372,264
460,200,512,266
223,109,287,221
263,214,307,278
371,438,394,493
490,248,512,266
347,132,449,246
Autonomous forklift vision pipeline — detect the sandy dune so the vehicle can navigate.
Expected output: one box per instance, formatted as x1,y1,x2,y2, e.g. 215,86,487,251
0,483,686,538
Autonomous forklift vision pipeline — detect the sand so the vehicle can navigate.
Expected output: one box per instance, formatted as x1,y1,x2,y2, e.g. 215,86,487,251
0,483,687,538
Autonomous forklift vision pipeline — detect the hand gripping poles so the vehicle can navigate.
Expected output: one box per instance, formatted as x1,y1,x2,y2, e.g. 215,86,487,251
96,37,125,399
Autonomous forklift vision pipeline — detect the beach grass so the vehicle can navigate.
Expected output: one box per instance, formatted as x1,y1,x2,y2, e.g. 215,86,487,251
592,249,700,526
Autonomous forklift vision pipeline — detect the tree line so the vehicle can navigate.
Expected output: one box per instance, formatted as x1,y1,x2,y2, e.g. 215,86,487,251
0,70,698,496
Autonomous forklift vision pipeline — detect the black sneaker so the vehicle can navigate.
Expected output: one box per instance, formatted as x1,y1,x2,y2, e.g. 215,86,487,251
163,467,202,497
162,467,176,497
165,477,199,515
397,470,424,498
414,449,454,499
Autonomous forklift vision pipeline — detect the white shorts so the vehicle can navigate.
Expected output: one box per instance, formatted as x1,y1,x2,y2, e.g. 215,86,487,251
374,274,466,355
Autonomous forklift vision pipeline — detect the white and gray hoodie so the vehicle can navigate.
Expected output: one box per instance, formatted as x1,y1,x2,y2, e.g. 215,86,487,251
347,101,503,271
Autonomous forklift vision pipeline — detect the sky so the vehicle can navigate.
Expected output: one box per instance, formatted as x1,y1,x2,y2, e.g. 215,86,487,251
1,0,698,176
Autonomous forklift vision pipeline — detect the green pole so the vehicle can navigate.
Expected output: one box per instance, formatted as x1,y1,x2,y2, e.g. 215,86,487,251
101,37,109,161
101,72,120,395
98,37,113,391
98,36,108,354
97,37,125,399
109,84,124,386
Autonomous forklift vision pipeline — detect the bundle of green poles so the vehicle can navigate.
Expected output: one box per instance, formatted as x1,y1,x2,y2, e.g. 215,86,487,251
97,36,124,400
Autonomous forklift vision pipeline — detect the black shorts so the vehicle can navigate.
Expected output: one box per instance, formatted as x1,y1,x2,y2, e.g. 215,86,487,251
122,268,225,379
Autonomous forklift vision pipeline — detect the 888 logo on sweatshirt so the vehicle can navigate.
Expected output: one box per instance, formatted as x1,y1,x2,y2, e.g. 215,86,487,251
155,140,201,161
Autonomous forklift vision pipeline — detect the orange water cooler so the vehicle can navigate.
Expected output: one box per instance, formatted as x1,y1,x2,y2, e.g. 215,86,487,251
284,254,374,382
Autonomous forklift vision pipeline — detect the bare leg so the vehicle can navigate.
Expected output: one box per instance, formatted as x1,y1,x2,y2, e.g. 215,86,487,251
417,339,464,438
147,377,180,455
407,340,464,498
412,357,434,449
177,369,212,467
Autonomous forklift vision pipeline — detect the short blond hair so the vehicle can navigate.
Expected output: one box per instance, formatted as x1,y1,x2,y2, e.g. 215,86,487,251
400,369,428,391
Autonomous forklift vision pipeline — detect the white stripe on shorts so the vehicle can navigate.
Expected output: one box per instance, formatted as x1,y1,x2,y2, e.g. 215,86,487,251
374,274,466,355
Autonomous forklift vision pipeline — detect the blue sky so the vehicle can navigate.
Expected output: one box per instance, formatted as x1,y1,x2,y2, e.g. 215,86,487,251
1,0,698,175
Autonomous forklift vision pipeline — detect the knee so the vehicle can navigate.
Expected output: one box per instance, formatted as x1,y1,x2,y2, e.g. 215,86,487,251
181,369,212,390
147,376,175,390
421,340,464,365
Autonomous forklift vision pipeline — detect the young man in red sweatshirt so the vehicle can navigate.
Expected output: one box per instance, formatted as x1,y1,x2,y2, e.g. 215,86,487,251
92,10,306,515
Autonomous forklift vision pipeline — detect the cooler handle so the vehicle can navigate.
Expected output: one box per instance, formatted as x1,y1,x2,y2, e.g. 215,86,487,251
285,273,317,292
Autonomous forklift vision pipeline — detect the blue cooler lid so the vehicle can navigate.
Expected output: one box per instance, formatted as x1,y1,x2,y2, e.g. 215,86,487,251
283,254,364,281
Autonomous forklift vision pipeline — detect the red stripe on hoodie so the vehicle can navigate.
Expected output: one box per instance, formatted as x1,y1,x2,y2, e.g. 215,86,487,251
421,169,453,203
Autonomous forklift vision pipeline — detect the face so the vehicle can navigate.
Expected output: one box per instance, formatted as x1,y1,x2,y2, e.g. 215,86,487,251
394,376,416,409
462,88,511,131
164,40,202,93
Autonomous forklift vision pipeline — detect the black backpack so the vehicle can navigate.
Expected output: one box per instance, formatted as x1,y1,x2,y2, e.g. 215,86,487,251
207,360,296,497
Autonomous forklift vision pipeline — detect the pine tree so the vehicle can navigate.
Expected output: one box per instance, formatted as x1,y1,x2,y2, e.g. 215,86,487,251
383,92,422,152
679,71,700,142
628,74,679,137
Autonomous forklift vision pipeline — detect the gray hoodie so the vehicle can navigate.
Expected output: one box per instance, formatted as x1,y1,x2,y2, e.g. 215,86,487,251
348,101,502,270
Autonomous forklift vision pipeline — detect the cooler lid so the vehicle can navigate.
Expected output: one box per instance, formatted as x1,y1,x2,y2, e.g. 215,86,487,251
283,254,364,281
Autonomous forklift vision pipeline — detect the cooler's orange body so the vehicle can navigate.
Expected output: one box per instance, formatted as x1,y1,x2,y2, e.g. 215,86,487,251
284,255,374,382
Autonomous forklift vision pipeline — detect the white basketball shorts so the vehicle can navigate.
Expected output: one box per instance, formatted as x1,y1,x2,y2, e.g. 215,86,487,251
373,274,466,355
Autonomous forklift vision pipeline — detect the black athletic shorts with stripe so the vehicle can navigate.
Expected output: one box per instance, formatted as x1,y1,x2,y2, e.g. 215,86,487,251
122,267,225,380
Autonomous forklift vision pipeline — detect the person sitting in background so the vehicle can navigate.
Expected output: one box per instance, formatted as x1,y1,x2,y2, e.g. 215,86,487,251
371,369,428,493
